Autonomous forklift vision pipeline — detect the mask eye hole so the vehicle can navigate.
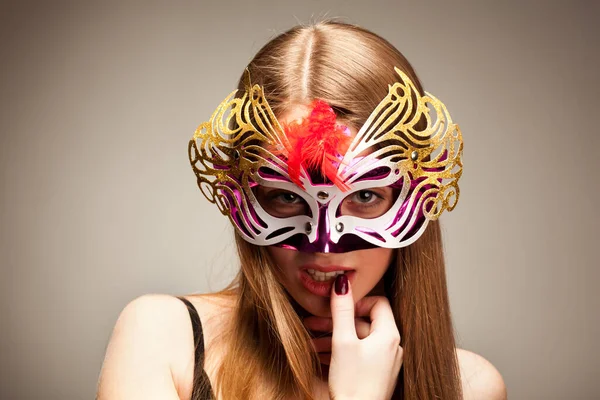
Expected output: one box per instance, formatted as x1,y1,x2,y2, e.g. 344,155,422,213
351,166,391,183
257,166,288,182
338,187,397,219
254,186,311,218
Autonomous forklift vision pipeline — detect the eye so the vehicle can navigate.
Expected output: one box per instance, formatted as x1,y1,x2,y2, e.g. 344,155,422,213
253,187,309,218
278,192,302,204
352,190,377,204
339,188,396,219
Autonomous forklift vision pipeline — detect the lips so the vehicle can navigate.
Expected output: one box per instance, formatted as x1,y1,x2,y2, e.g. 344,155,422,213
299,265,356,297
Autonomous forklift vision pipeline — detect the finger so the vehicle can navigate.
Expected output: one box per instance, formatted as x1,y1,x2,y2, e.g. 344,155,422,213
330,274,357,342
354,296,397,335
355,318,371,339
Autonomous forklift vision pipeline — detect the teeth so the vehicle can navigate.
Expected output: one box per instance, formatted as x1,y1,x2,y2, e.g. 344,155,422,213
306,269,346,282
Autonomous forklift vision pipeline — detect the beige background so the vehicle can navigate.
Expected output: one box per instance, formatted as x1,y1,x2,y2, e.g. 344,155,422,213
1,0,598,399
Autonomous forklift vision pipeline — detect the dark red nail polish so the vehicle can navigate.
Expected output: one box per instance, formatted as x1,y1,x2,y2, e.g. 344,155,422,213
334,274,348,295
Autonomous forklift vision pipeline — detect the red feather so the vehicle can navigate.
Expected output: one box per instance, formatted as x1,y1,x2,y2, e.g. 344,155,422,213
282,99,351,191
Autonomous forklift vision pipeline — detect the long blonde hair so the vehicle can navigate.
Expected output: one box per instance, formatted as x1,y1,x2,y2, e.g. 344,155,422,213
196,21,463,400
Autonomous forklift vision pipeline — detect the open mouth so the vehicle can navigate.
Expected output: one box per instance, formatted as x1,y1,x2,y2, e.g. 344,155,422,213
305,269,348,282
299,267,356,297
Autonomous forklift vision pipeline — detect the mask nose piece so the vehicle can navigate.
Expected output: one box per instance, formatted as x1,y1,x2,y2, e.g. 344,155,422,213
313,203,336,253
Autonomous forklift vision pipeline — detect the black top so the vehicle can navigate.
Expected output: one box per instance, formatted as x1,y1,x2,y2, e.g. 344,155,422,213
176,296,215,400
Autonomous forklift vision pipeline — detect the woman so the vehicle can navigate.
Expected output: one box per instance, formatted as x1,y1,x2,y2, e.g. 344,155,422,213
97,21,506,399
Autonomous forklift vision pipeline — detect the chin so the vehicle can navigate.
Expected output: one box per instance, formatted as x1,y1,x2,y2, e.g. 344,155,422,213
290,292,333,318
303,300,332,318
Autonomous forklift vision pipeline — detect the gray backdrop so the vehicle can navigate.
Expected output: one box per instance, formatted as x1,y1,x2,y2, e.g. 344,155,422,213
1,0,598,399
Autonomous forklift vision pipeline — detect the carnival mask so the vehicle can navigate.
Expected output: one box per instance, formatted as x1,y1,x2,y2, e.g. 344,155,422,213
188,67,463,253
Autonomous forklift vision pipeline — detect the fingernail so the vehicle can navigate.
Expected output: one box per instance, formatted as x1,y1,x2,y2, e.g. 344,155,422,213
334,274,348,295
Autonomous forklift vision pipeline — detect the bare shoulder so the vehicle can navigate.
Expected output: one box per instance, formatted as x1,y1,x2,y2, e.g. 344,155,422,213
97,294,200,399
456,348,507,400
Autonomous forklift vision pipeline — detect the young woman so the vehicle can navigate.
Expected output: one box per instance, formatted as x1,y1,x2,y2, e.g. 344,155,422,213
97,21,507,400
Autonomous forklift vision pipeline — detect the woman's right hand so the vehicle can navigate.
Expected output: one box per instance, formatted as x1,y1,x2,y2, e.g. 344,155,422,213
327,274,403,400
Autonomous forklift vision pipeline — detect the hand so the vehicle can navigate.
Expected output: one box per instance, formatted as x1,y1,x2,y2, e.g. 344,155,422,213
303,315,371,366
325,274,403,400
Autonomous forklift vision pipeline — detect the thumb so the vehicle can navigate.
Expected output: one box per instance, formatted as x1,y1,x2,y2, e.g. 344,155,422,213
330,274,357,342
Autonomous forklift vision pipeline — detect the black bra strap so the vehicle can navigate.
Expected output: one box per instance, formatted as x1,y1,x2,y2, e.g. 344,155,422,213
177,296,206,366
176,296,214,399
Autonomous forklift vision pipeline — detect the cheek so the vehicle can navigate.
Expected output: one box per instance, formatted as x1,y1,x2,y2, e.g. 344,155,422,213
358,247,395,273
265,247,304,295
265,246,297,274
